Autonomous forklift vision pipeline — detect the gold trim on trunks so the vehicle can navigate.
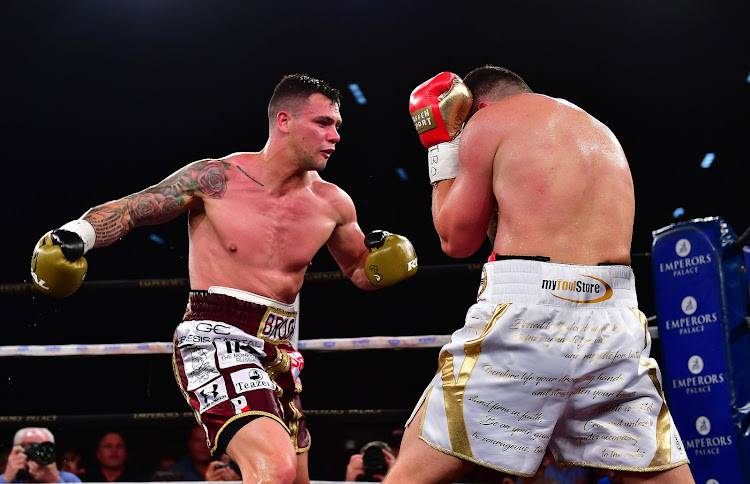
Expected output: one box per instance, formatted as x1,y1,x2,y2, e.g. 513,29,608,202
288,398,310,453
265,349,289,398
640,356,672,466
416,434,534,478
554,459,690,473
437,303,511,457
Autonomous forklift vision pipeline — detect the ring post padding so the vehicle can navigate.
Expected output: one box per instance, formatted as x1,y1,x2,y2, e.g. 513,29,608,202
651,216,750,483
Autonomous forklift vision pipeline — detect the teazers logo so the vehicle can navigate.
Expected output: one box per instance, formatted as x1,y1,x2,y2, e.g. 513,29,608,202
230,367,275,394
542,274,613,304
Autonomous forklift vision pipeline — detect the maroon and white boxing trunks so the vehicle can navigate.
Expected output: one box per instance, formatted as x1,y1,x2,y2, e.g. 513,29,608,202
172,286,309,455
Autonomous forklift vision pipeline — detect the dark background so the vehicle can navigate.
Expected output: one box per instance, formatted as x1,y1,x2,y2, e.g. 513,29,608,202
1,0,748,480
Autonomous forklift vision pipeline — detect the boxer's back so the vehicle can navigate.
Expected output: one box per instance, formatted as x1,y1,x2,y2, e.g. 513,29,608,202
489,94,634,265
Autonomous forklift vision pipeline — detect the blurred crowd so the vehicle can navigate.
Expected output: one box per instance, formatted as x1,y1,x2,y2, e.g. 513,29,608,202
0,426,624,483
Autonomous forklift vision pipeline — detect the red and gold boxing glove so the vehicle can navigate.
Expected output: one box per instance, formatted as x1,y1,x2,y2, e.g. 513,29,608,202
409,72,473,185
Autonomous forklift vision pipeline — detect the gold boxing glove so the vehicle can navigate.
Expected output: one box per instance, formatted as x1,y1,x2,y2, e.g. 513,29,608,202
30,230,89,298
364,230,418,288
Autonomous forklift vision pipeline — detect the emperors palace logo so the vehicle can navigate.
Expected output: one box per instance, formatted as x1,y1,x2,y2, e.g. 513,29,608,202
542,275,613,303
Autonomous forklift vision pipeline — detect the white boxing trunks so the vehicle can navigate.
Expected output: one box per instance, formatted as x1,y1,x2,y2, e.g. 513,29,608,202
409,259,689,476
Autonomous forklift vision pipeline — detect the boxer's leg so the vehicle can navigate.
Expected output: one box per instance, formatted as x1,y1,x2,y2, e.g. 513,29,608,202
226,416,298,484
383,403,474,484
620,464,695,484
293,452,310,484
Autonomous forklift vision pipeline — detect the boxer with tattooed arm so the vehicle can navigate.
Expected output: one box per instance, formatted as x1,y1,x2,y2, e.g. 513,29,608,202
30,74,418,484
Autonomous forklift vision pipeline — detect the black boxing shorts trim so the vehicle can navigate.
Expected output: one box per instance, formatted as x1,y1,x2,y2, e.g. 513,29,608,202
488,253,551,262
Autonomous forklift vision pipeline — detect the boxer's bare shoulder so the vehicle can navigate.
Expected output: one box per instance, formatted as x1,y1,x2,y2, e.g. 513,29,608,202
306,175,356,226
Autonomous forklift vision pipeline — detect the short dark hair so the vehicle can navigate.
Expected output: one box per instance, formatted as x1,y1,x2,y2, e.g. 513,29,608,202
463,65,532,109
267,74,341,123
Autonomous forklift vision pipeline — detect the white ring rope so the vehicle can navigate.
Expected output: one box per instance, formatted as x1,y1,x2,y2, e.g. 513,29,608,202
0,326,659,357
0,334,453,357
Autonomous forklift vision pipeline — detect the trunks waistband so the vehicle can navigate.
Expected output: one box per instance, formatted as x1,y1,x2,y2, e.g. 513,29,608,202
186,287,298,344
478,259,638,308
208,286,296,312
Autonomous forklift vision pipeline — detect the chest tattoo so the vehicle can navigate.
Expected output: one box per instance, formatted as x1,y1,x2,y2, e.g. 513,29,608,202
237,165,264,187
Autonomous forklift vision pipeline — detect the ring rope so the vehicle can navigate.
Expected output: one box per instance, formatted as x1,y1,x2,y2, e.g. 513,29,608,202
0,257,651,295
0,264,482,295
0,325,659,357
1,257,659,356
0,409,411,426
0,334,453,357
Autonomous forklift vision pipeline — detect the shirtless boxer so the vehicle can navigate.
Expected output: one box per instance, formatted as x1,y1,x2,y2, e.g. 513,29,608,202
30,74,418,484
383,66,694,483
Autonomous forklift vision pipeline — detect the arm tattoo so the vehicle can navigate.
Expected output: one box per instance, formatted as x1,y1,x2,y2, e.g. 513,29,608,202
83,161,231,247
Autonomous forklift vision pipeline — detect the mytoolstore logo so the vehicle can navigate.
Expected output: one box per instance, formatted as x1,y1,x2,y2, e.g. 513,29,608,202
542,275,613,303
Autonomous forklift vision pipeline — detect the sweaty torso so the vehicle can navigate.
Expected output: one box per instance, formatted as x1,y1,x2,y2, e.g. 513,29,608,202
188,152,343,303
487,94,634,265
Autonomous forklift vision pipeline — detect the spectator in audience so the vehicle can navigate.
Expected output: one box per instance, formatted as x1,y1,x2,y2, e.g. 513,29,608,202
170,426,213,481
205,455,241,482
58,448,86,478
345,441,396,482
80,432,147,482
0,427,80,483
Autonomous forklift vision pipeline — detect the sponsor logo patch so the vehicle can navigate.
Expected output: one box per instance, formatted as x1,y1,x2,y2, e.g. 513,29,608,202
195,377,229,414
180,345,220,391
542,274,613,304
176,320,266,347
215,339,264,369
477,266,488,300
231,395,250,415
411,106,437,134
288,350,305,381
230,367,275,394
258,308,297,343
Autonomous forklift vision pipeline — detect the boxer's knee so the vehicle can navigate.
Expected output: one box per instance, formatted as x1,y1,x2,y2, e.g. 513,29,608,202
257,452,297,484
227,417,298,484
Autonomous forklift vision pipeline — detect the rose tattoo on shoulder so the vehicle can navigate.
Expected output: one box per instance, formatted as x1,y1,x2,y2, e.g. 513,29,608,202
195,161,230,199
